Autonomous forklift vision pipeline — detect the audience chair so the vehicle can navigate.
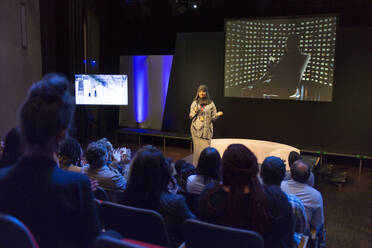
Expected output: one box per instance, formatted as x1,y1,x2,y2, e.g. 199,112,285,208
105,189,126,203
94,235,144,248
298,235,309,248
99,201,171,247
94,187,109,201
309,227,326,248
0,214,39,248
183,219,264,248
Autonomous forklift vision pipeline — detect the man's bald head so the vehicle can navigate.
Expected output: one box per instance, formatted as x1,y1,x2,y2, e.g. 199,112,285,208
290,160,310,183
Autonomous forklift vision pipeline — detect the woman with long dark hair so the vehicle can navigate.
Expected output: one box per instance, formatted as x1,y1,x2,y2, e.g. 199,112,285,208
186,147,221,194
198,144,294,248
121,145,195,247
189,85,222,166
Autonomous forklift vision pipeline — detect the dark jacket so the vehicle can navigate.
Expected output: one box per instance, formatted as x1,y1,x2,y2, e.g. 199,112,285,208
0,156,100,248
158,193,196,247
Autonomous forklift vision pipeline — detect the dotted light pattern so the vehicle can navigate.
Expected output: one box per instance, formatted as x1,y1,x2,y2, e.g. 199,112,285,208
224,16,337,90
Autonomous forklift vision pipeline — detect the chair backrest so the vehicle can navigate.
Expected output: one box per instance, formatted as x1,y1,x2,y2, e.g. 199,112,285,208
183,219,264,248
99,201,171,247
93,235,144,248
94,187,109,201
0,214,39,248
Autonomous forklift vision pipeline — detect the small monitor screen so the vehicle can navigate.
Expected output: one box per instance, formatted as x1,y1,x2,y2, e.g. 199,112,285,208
224,15,337,102
75,74,128,105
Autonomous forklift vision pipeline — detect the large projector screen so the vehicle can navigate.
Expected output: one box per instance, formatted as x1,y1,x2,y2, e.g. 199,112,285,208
224,15,337,101
75,74,128,105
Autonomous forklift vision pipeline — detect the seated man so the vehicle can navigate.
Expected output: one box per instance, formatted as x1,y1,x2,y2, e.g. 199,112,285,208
284,151,314,187
281,160,324,235
260,156,309,246
82,141,126,191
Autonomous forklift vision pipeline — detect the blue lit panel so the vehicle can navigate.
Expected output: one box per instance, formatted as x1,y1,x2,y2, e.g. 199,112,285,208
132,55,173,125
161,55,174,110
133,56,149,123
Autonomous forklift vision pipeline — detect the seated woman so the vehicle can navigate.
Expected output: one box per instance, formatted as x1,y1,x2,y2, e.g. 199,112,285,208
59,137,83,173
121,145,195,247
198,144,294,248
186,147,221,194
82,141,126,191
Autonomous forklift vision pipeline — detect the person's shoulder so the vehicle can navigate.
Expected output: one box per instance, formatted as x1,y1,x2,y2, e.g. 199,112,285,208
54,167,90,185
287,193,305,207
281,179,290,188
187,174,196,182
306,185,323,200
161,192,186,206
200,181,220,198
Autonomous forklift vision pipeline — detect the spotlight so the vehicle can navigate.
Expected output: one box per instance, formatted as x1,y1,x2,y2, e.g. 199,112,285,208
91,60,96,66
189,0,201,11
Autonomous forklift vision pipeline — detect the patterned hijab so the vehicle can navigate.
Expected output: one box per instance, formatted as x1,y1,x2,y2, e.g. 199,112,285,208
194,84,212,105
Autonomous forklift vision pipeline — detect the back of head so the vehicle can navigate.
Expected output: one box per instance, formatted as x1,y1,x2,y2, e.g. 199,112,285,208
174,159,186,175
124,146,171,209
288,151,302,168
0,127,22,167
217,144,268,233
260,156,286,186
286,34,300,52
222,144,259,187
96,137,113,159
290,160,310,183
85,141,107,169
197,147,221,183
20,73,74,147
59,137,82,168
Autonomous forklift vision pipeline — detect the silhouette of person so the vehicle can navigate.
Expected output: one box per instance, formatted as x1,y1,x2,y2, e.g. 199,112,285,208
250,35,310,99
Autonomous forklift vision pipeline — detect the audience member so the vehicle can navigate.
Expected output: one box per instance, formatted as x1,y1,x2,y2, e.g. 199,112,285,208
284,151,314,187
186,147,221,194
174,160,196,192
199,144,293,248
281,159,324,235
165,157,179,194
260,156,309,246
59,137,83,172
121,145,195,247
0,127,23,168
0,73,100,248
82,141,126,191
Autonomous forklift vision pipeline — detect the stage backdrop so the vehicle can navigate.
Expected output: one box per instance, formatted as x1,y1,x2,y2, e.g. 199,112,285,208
162,29,372,156
119,55,173,130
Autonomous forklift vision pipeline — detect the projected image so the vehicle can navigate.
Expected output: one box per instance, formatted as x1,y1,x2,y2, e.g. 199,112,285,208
224,16,337,101
75,74,128,105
